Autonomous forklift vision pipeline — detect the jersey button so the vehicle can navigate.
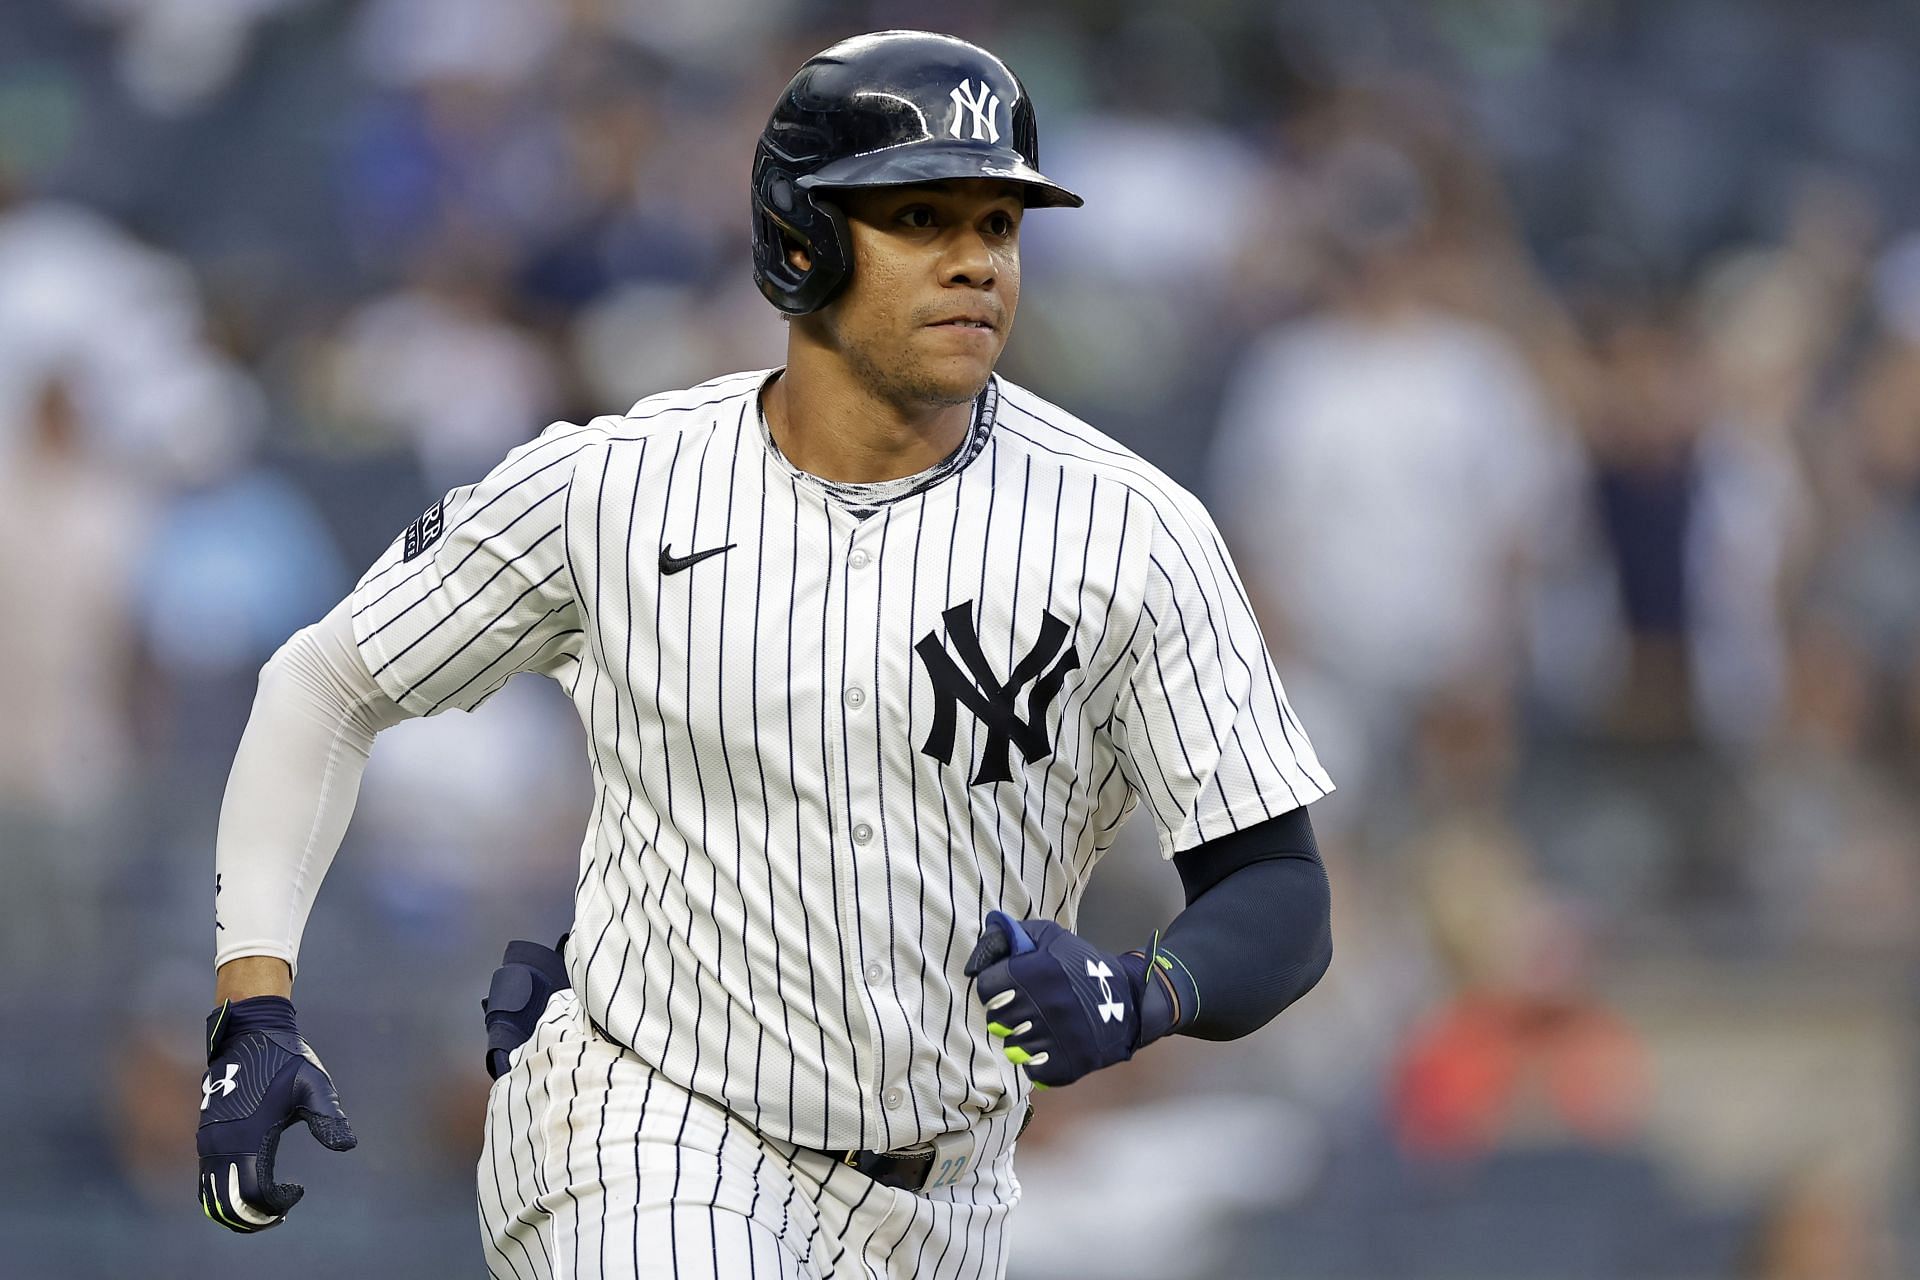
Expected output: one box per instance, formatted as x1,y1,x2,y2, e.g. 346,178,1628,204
844,686,866,709
849,549,871,570
852,823,874,846
883,1087,905,1110
865,961,887,985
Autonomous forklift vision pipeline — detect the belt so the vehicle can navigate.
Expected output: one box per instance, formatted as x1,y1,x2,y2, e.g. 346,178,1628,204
820,1145,938,1191
819,1103,1034,1194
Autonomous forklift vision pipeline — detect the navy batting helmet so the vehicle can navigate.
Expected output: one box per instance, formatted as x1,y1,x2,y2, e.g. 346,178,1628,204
751,30,1083,315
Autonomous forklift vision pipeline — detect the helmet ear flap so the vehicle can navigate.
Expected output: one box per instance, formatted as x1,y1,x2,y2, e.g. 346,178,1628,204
803,195,855,304
753,171,854,314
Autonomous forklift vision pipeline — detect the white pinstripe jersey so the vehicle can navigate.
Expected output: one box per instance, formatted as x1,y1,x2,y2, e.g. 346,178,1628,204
349,368,1332,1154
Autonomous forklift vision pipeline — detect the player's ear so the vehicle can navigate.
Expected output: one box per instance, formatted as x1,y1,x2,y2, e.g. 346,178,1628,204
784,234,812,272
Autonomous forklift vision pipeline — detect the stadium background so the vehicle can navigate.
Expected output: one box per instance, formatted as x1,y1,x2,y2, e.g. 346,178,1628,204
2,1,1916,1276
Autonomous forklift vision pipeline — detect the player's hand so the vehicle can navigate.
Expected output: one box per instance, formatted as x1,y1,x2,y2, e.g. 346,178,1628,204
964,912,1164,1088
196,995,357,1232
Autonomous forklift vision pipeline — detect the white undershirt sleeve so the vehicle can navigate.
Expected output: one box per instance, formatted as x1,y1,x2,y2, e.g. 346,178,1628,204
214,597,410,974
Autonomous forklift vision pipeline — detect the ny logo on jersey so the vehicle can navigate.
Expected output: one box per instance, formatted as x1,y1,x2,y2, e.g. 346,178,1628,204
915,601,1081,786
201,1063,240,1111
948,79,1000,143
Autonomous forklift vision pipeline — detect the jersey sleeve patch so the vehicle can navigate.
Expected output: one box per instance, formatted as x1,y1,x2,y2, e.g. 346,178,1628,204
401,499,445,562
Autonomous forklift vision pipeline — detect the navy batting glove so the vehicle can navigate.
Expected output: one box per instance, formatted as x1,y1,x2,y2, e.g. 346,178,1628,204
481,937,570,1080
196,996,357,1233
964,912,1180,1088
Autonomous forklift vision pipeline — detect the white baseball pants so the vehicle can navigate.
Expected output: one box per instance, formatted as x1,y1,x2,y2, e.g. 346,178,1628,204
478,992,1022,1279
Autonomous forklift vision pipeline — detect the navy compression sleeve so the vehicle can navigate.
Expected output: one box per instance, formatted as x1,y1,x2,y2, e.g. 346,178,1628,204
1132,806,1332,1043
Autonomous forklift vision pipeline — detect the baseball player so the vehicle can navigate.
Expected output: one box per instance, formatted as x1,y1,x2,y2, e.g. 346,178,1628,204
197,30,1335,1279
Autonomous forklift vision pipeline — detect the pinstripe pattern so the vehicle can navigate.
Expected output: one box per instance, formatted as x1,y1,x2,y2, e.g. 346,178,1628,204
350,368,1330,1276
481,992,1018,1279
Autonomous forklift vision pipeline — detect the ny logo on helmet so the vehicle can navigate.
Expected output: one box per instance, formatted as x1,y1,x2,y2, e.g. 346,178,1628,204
948,79,1000,143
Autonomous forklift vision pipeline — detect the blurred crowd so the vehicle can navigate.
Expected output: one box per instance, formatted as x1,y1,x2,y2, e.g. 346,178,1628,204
3,1,1917,1277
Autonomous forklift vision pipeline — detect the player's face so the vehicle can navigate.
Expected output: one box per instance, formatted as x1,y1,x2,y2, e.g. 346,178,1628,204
815,181,1023,409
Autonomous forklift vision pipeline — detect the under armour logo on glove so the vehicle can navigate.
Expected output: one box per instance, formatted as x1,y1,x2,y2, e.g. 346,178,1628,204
196,996,356,1233
1088,960,1126,1023
201,1063,241,1110
964,911,1156,1088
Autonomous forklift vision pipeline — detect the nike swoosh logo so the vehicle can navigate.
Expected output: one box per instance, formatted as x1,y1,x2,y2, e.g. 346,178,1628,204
659,542,737,575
